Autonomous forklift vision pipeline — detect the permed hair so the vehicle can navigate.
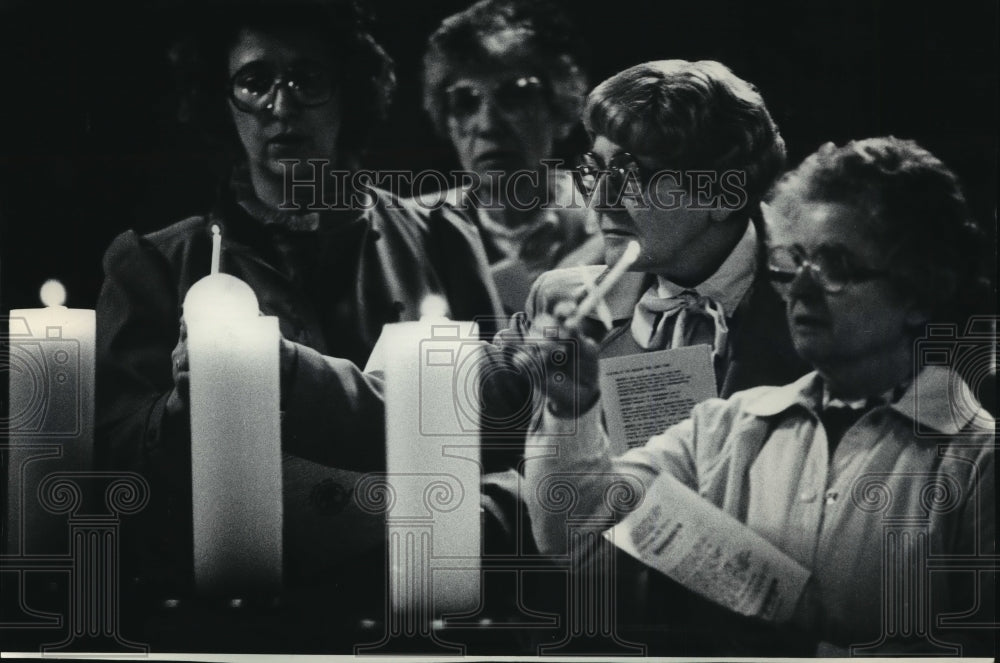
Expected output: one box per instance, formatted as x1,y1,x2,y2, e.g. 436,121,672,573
767,136,990,325
167,0,395,169
584,60,786,211
422,0,587,142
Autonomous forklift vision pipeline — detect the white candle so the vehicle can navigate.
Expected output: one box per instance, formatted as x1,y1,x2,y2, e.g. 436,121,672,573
210,224,222,275
183,273,282,594
566,240,640,328
6,280,95,554
383,317,482,619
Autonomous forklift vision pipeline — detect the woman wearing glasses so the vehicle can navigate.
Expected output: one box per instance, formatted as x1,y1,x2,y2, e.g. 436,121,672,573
477,59,809,634
497,59,807,412
422,0,605,313
522,137,995,654
95,0,501,599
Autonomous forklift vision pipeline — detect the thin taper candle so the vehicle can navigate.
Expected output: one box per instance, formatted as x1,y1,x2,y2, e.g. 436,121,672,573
210,225,222,275
566,240,640,328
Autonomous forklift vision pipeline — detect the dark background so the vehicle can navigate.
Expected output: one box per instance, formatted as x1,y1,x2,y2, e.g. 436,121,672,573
0,0,996,311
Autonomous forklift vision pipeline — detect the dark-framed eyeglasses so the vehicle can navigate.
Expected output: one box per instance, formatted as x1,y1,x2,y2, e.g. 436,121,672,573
766,245,892,294
575,151,658,199
444,75,547,121
229,61,337,113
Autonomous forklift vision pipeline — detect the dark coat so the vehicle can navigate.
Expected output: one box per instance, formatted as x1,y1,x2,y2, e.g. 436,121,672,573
96,186,503,591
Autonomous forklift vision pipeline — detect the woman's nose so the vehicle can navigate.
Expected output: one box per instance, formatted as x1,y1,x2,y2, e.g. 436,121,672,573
593,174,625,210
467,97,506,135
268,85,298,118
788,264,824,299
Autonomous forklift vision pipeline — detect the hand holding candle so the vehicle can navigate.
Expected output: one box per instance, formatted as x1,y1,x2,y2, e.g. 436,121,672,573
164,225,222,419
565,240,640,329
183,226,283,594
165,318,190,417
510,240,640,418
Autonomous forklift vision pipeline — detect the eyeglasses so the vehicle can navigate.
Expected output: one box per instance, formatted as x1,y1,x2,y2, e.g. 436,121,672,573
444,75,547,121
229,61,336,113
575,151,658,199
766,245,892,294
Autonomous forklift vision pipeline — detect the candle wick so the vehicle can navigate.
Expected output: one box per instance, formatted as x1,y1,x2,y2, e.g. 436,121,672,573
211,225,222,275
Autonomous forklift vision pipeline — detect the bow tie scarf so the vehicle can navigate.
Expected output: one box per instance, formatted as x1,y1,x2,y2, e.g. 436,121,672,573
632,289,730,358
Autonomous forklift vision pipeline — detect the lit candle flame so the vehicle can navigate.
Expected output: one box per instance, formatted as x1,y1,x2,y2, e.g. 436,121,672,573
419,294,449,320
40,279,67,307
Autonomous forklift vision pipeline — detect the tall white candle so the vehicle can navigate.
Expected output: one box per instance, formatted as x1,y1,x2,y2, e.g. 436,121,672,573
383,317,482,619
6,280,95,554
183,273,282,594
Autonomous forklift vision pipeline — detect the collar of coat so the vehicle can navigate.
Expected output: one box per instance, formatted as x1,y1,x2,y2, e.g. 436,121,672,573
742,366,993,435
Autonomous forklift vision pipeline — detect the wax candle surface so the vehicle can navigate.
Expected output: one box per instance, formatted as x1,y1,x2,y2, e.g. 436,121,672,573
184,273,282,594
6,285,95,555
383,320,482,618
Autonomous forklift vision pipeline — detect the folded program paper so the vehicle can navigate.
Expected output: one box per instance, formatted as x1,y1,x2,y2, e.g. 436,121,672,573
606,472,811,623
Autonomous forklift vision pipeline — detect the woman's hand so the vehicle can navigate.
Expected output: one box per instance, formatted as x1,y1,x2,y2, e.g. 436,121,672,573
508,300,604,419
166,314,299,418
165,318,189,418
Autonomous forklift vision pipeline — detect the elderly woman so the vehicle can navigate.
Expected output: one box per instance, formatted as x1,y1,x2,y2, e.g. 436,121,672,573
96,0,502,597
503,59,807,396
422,0,605,313
487,61,808,453
522,137,995,654
474,60,811,637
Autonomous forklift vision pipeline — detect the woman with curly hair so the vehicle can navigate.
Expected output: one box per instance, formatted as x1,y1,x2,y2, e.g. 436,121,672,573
523,136,994,655
95,0,502,599
422,0,605,312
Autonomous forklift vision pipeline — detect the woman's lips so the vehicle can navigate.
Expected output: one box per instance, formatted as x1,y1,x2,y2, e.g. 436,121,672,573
267,133,306,147
791,311,829,328
600,224,635,238
474,150,517,166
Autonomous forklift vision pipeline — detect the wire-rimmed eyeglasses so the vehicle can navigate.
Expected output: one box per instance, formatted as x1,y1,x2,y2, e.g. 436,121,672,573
444,75,547,121
229,61,337,113
766,245,892,294
575,151,659,199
